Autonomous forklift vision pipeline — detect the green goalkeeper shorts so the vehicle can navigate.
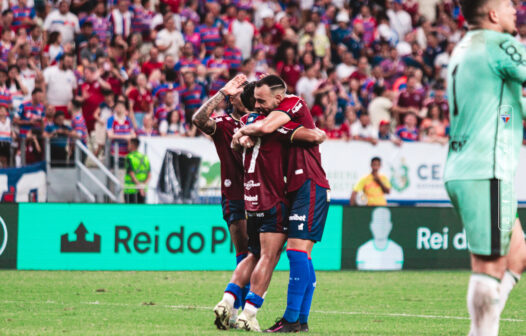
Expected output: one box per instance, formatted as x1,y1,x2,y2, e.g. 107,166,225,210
445,179,515,256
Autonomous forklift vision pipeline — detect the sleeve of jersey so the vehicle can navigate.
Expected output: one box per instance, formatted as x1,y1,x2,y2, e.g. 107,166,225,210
275,121,301,143
273,98,296,119
353,177,365,192
490,35,526,84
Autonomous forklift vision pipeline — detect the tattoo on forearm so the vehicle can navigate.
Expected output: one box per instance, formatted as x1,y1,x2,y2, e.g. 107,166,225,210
192,92,224,135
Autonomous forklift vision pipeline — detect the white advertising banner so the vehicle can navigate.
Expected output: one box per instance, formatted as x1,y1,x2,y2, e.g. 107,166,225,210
140,138,526,204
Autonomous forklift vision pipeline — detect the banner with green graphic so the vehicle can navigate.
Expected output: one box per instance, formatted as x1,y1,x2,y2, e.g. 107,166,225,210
17,204,342,271
0,204,18,269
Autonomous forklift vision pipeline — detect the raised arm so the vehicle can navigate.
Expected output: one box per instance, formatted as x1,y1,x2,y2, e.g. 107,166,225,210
192,74,247,135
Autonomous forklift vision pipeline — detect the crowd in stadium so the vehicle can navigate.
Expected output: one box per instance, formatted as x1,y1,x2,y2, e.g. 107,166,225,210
0,0,525,167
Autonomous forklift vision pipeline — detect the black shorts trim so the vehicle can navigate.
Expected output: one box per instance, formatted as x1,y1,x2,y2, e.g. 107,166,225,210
490,178,501,256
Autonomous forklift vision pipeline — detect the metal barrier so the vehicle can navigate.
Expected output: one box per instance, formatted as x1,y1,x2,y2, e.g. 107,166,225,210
74,139,123,203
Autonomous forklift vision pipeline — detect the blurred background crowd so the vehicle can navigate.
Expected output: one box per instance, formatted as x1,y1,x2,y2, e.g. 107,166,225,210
0,0,525,168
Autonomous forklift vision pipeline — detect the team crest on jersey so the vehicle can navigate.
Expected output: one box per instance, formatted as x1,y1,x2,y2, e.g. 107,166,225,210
246,113,259,125
501,114,511,124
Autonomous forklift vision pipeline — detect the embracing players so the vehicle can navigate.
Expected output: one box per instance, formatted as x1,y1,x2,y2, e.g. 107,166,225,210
445,1,526,335
233,75,330,332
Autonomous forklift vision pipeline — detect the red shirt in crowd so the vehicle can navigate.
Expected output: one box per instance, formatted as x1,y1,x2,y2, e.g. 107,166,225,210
81,80,104,132
128,87,153,113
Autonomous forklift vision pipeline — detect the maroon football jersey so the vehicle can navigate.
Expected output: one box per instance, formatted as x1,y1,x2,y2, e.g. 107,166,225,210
397,88,425,109
241,113,299,212
275,95,330,192
211,114,244,200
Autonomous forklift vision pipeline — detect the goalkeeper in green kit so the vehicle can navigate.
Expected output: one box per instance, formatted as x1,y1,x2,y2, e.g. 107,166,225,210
445,0,526,335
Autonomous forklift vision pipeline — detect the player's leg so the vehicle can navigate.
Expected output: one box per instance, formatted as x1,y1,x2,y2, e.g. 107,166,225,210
236,204,288,332
265,180,329,333
222,198,249,311
498,217,526,314
213,213,256,330
447,179,513,336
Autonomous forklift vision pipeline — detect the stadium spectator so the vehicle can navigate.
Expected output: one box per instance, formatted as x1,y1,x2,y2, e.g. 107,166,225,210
179,71,205,125
335,51,356,82
141,47,163,79
124,137,150,203
43,0,79,45
387,0,412,43
156,13,184,62
44,110,72,167
159,109,186,136
198,12,222,56
93,89,114,158
296,64,319,108
0,104,13,167
223,34,242,74
127,73,153,129
80,34,105,64
136,114,159,136
87,1,111,45
396,112,419,142
420,103,448,140
24,129,41,164
107,96,135,163
394,75,425,121
368,85,394,129
351,112,378,145
70,99,88,145
43,52,76,119
350,156,391,206
7,65,27,110
228,8,256,60
80,65,111,132
109,0,132,39
14,87,44,139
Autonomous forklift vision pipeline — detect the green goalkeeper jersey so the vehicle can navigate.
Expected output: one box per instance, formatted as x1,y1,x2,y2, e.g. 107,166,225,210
444,29,526,182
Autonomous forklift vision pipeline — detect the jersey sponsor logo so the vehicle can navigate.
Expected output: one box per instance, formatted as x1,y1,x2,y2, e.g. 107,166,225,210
501,114,511,124
289,214,306,222
449,137,468,152
244,194,258,202
295,169,304,175
224,179,231,187
499,40,526,66
244,180,261,190
277,127,289,134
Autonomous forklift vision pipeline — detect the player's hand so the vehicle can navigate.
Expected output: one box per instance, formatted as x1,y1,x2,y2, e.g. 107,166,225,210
221,74,247,96
239,135,255,148
232,128,244,147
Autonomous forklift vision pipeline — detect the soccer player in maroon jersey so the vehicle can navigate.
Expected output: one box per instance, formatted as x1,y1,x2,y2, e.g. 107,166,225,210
192,74,251,323
212,85,327,332
232,75,330,332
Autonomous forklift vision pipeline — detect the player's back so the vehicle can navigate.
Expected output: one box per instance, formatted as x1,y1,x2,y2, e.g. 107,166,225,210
277,95,330,191
212,114,244,200
444,29,526,182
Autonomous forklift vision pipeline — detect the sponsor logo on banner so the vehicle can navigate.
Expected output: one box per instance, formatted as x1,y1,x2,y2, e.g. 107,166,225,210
61,223,101,253
17,204,343,271
390,158,410,192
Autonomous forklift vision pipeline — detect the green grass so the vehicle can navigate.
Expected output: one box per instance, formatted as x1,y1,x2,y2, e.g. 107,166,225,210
0,271,524,335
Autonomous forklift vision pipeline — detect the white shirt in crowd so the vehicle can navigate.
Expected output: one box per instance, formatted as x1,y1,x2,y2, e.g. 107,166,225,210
43,10,80,45
335,63,356,81
295,76,319,108
156,29,184,62
368,96,393,129
229,19,256,60
0,117,12,141
20,68,36,101
43,65,77,106
351,120,378,140
386,8,412,42
434,52,450,81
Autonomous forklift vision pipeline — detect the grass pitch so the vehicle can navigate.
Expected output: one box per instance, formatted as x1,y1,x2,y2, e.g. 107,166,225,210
0,270,525,335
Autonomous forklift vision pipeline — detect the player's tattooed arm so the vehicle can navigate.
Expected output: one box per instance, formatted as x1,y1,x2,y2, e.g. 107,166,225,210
192,74,248,135
192,92,224,135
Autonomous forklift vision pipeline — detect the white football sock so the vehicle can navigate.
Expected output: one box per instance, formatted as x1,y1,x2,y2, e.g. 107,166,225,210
222,292,235,307
467,274,501,336
243,302,259,317
498,270,520,314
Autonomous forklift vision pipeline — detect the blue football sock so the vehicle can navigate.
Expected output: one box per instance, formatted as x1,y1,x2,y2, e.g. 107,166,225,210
241,283,250,309
299,258,316,324
283,250,309,323
245,291,264,308
234,253,248,309
225,282,242,306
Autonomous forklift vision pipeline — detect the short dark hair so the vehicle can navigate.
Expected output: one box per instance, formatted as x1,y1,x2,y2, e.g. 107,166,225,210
371,157,381,164
459,0,492,25
130,138,140,148
240,81,256,111
255,75,287,92
32,88,42,95
72,99,83,110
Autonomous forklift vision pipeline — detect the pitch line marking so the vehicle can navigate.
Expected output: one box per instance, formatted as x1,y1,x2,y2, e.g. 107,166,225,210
1,300,524,323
